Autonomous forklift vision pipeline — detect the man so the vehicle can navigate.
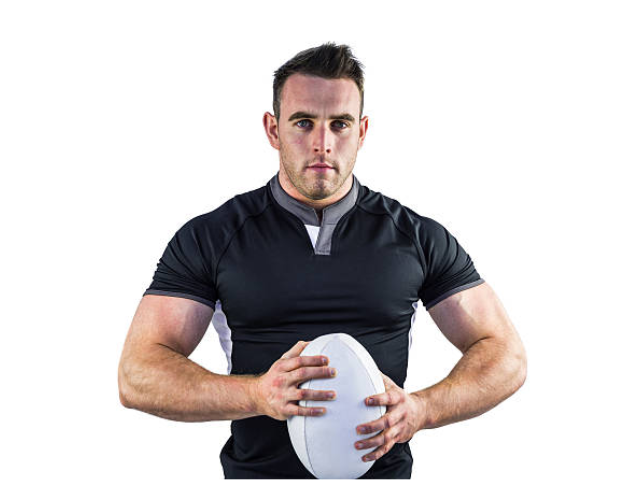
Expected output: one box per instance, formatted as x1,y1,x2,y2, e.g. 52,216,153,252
118,43,527,479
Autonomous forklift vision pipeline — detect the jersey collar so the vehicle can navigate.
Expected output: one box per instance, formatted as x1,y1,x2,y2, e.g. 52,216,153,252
269,171,360,227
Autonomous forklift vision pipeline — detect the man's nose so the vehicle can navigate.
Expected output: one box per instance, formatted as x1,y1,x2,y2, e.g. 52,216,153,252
312,124,332,154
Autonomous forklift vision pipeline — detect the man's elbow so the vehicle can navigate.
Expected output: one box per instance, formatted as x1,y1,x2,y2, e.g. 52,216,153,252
119,385,133,409
119,390,132,409
118,359,135,409
494,333,527,393
511,341,528,391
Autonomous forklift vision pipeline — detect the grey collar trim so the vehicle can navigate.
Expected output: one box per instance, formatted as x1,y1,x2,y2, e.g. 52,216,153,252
269,172,360,227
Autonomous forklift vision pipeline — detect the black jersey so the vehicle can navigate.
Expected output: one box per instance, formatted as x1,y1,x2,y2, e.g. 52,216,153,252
144,172,484,479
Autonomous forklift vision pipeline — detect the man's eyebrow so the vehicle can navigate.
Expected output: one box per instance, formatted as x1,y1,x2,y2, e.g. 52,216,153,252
287,111,356,123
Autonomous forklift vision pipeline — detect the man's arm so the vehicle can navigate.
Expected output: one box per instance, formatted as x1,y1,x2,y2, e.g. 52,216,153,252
118,295,337,422
118,295,260,422
412,281,527,430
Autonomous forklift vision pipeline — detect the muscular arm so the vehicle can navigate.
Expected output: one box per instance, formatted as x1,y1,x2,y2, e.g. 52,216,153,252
118,295,260,422
411,282,527,430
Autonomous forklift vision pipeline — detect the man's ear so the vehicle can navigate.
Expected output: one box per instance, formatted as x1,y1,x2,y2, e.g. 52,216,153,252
263,112,280,150
357,115,369,150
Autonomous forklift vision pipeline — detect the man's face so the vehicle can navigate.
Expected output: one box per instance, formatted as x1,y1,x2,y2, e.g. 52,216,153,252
264,73,368,202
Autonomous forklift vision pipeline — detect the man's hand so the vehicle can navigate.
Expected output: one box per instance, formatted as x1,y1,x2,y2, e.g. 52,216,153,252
253,340,338,421
354,372,423,462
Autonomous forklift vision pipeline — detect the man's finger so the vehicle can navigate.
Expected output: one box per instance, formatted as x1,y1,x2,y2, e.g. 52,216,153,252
356,411,399,435
364,389,398,407
284,403,327,418
379,371,395,388
280,340,309,360
361,432,397,462
354,429,386,451
279,354,329,373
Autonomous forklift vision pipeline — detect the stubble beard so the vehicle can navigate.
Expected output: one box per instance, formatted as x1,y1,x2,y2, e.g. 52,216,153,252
280,149,347,201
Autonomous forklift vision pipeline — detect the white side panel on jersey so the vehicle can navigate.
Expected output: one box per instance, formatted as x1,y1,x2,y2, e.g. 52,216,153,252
408,301,419,352
211,300,233,374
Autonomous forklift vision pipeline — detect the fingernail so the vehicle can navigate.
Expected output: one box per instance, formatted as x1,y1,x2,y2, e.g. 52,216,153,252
358,427,367,434
330,368,337,376
327,392,336,399
366,398,374,405
322,357,328,364
313,408,325,415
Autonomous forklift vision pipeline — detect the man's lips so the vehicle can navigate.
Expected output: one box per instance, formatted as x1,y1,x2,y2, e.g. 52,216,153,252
308,164,333,169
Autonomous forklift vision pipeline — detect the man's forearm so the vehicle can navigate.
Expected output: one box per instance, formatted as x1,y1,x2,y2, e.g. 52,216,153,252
410,337,527,430
119,343,261,422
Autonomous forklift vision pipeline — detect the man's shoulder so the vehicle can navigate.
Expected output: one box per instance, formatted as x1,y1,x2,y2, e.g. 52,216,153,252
167,183,272,257
357,182,444,236
185,183,271,231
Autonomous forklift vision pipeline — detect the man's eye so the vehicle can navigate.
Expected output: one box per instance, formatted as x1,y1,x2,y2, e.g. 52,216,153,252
295,119,311,128
333,121,348,129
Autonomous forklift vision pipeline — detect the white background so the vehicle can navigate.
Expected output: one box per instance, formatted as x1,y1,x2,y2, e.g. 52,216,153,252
1,1,638,479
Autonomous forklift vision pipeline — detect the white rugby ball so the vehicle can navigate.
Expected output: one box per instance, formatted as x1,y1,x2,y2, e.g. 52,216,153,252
287,333,386,479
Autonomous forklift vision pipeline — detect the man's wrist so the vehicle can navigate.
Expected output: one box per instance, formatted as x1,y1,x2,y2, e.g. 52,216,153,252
409,389,435,431
247,373,264,416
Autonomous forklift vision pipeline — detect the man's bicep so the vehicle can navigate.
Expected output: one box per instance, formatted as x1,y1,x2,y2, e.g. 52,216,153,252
427,282,520,354
123,294,214,358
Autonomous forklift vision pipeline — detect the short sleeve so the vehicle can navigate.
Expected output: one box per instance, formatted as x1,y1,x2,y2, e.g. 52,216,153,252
143,218,218,309
418,219,484,310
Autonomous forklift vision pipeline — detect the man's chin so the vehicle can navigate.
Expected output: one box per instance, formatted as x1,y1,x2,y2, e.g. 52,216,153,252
304,188,332,201
304,182,336,201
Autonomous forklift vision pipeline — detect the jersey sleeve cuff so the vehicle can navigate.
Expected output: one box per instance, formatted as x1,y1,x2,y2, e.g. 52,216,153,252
422,278,485,310
143,289,217,310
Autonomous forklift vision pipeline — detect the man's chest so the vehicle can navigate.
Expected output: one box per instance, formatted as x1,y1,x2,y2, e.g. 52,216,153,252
214,217,424,331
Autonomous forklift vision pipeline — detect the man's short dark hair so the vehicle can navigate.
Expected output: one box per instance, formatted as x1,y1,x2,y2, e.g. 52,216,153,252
272,42,365,122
